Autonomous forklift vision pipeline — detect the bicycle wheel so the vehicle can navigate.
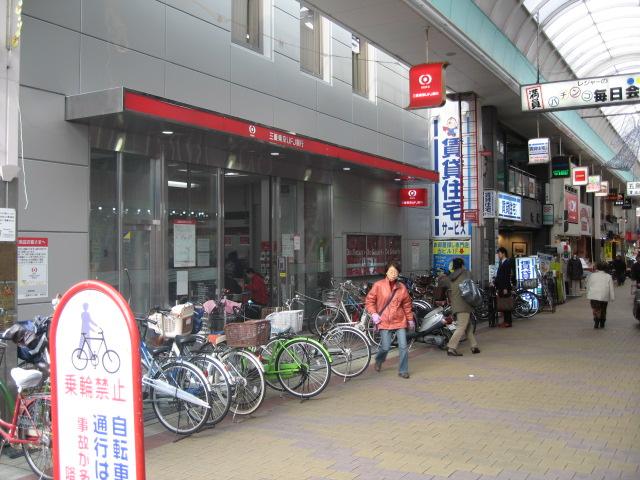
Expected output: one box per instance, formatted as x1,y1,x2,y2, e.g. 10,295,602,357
322,326,371,378
260,338,286,391
150,360,212,435
188,356,231,426
71,348,89,371
19,395,53,480
515,291,539,318
314,307,346,335
275,339,331,398
221,349,265,415
102,349,121,374
365,316,396,347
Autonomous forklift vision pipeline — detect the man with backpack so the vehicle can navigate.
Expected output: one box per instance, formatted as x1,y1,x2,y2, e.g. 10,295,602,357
446,258,480,357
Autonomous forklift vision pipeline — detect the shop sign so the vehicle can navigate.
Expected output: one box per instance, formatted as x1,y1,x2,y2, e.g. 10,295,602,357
551,156,571,178
595,180,609,197
527,138,550,164
614,193,625,206
622,199,633,210
173,219,196,267
579,204,592,236
586,175,601,193
463,210,479,223
627,181,640,196
565,186,578,224
408,62,447,109
432,239,471,273
482,191,496,218
516,256,538,282
543,204,554,225
521,73,640,112
0,208,16,242
399,188,427,207
497,192,522,221
17,237,48,299
345,234,401,277
50,280,145,480
433,100,470,238
636,207,640,217
571,166,589,186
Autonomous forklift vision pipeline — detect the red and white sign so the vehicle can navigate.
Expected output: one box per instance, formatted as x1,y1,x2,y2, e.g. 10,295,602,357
463,210,479,223
17,237,48,300
408,63,447,109
399,188,427,207
50,280,145,480
565,186,578,224
571,167,588,186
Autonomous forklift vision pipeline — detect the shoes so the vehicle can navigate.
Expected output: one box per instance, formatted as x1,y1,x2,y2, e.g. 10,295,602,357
398,372,410,379
471,347,481,354
374,360,382,372
498,322,512,328
599,321,605,329
447,348,463,356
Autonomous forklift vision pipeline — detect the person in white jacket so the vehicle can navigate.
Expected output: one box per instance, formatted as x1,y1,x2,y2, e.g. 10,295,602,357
586,262,616,329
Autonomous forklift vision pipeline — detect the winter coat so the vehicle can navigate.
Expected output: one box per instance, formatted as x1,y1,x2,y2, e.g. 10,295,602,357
631,262,640,282
567,258,584,281
247,274,268,305
365,278,413,330
448,268,473,314
586,271,615,302
495,258,515,291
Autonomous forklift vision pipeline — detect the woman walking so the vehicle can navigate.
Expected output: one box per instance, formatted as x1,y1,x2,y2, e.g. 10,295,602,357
446,258,480,356
365,260,414,378
586,262,615,329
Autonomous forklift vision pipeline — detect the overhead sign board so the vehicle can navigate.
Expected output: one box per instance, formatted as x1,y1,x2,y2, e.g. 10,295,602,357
497,192,522,221
572,167,589,186
408,62,447,109
622,199,633,210
627,181,640,196
595,180,609,197
551,156,571,178
614,193,625,206
527,138,550,164
586,175,601,193
50,280,146,480
521,73,640,112
399,188,427,207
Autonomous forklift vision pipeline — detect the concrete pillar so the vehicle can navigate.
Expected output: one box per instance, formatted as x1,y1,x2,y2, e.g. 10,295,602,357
480,105,499,285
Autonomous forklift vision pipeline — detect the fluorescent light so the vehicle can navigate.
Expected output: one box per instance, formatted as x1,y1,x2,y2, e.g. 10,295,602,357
162,130,173,135
270,152,280,156
304,21,314,30
168,181,188,188
114,136,124,152
300,6,309,12
343,167,351,171
394,178,402,182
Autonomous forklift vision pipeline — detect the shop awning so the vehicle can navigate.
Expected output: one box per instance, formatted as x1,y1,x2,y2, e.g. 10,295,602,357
66,88,439,183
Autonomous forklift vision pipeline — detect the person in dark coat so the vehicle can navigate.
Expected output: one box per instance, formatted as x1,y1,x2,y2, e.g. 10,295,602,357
567,254,584,295
495,247,515,328
612,255,626,286
631,255,640,285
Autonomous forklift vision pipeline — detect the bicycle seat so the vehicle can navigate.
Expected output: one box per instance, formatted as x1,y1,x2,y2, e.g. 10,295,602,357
174,334,200,350
148,345,171,357
11,367,43,389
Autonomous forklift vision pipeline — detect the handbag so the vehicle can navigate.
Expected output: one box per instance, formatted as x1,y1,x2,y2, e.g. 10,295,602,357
458,279,483,307
496,294,514,312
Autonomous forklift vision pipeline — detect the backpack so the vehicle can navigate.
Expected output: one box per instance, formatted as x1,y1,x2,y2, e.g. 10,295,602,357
458,278,483,307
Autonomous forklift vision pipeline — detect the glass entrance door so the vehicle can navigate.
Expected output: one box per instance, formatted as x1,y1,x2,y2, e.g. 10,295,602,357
90,151,161,315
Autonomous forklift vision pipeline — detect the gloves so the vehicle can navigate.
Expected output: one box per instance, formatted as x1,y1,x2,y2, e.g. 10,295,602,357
408,321,415,330
371,313,381,325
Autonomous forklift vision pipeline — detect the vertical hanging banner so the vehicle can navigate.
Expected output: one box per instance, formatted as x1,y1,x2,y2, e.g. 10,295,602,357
50,280,145,480
565,185,579,223
433,99,471,238
408,62,447,109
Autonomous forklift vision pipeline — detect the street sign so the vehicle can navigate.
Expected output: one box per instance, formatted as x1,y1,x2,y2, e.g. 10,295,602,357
50,280,146,480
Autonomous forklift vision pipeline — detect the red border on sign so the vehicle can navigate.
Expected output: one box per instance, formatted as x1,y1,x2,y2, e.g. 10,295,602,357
123,91,439,183
50,280,146,480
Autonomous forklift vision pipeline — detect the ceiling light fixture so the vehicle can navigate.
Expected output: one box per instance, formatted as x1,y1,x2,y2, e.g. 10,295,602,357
162,130,174,135
270,152,280,156
343,167,351,171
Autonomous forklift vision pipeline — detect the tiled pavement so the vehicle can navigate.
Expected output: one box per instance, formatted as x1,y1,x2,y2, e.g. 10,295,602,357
3,285,640,479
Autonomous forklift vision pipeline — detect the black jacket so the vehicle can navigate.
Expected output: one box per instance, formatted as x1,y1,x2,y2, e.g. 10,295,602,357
495,258,515,291
567,258,583,281
631,262,640,282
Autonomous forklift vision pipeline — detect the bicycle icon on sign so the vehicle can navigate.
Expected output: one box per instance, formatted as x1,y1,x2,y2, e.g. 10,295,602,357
71,329,121,373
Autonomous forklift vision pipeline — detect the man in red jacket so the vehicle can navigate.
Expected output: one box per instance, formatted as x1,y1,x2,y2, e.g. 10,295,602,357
365,260,414,378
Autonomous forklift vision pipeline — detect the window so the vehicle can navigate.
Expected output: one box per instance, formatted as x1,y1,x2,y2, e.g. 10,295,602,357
300,5,322,77
232,0,263,53
352,35,368,96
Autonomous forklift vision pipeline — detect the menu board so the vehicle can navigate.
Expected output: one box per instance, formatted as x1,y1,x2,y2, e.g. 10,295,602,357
345,234,401,277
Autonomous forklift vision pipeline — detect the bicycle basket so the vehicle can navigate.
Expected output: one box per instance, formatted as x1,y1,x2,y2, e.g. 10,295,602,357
321,289,339,308
520,279,538,289
224,320,271,348
148,312,193,339
260,306,284,318
266,310,304,334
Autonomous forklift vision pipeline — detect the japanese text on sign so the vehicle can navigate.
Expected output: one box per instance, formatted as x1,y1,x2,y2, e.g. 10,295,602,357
627,181,640,196
497,192,522,221
432,240,471,273
17,237,48,299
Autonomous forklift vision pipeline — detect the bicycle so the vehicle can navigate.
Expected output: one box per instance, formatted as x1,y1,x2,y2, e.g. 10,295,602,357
71,329,121,374
0,340,53,479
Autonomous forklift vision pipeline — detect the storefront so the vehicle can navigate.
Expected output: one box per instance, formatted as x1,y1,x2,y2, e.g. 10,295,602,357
74,90,438,314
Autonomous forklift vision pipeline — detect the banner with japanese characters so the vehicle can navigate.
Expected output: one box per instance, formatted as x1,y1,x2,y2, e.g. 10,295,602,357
17,237,48,299
521,73,640,112
433,100,471,237
50,281,145,480
432,239,471,272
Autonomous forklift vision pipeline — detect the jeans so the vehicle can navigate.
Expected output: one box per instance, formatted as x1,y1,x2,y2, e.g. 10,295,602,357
375,328,408,374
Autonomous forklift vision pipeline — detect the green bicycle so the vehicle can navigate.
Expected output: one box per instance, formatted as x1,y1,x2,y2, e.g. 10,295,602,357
258,335,333,399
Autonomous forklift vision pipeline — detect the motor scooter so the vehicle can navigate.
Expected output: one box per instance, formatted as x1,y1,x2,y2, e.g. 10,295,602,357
409,300,455,349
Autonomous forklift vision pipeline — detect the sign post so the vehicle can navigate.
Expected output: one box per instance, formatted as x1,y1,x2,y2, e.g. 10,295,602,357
50,280,145,480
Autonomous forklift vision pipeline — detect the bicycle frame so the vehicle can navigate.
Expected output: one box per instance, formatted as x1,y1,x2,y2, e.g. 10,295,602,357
261,336,332,380
0,392,48,447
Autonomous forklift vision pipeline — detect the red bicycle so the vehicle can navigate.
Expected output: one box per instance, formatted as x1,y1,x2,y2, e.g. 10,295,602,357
0,341,52,479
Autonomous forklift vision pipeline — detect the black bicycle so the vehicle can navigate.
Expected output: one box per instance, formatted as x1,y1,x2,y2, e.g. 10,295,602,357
71,330,121,373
